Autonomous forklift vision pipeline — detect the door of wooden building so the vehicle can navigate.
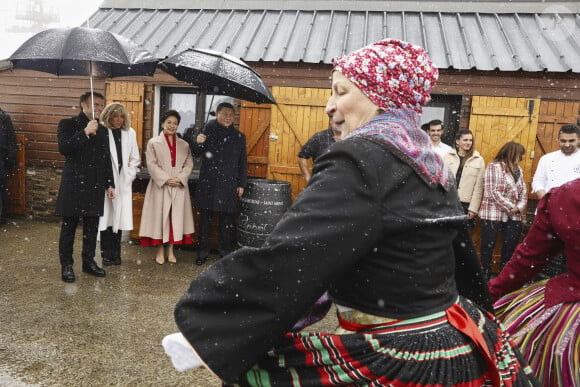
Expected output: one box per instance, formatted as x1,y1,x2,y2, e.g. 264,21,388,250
468,96,541,273
469,96,541,194
266,86,331,200
239,100,272,179
534,100,580,175
105,81,146,152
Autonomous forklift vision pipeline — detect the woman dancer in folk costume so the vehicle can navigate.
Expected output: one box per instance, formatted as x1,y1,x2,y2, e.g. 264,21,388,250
98,102,141,266
163,40,538,386
489,178,580,386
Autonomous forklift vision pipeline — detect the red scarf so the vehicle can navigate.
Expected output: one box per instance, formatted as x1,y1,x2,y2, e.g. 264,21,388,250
164,134,176,167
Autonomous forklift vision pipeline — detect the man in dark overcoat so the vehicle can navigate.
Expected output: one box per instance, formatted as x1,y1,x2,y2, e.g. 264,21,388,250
56,92,115,282
0,106,17,223
191,102,247,265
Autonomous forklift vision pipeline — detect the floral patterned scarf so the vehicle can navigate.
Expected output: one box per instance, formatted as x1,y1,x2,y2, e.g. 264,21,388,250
345,109,452,191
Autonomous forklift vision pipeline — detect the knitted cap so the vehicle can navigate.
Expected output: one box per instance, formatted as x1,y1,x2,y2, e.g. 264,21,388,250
332,39,438,113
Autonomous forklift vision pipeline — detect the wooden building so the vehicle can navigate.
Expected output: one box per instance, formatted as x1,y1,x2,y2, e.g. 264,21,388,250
0,0,579,222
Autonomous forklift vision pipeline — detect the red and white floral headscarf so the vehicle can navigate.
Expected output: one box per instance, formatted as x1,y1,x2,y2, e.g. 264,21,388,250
332,39,438,113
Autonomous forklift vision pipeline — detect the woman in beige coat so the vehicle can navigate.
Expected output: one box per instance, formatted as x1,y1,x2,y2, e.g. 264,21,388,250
444,129,485,225
139,110,194,264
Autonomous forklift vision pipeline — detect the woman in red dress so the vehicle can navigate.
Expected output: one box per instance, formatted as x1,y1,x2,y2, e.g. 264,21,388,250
139,110,194,264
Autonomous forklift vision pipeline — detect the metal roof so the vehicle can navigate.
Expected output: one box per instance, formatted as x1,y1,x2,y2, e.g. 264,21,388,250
89,5,580,72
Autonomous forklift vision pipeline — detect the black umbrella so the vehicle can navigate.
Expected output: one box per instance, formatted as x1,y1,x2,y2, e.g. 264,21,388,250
9,27,157,117
9,26,157,77
159,48,276,105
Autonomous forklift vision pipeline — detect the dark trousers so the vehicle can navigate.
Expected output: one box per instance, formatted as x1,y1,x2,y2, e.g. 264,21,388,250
480,219,522,279
0,177,6,221
198,209,233,258
100,227,122,259
59,216,99,267
460,202,475,229
0,181,3,221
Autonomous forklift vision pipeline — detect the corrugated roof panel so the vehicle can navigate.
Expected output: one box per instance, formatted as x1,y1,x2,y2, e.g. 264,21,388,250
89,8,580,72
442,13,474,70
225,11,267,57
460,14,495,71
384,12,405,43
519,14,563,71
301,11,331,63
476,14,521,71
534,13,580,72
496,14,539,71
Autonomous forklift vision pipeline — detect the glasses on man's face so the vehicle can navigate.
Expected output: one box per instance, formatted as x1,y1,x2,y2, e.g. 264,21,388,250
218,111,235,118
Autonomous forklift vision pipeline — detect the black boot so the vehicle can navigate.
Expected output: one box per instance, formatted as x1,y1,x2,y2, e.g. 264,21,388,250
82,260,106,277
61,265,75,282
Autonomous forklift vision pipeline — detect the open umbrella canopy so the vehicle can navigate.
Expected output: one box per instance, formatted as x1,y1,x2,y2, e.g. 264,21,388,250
9,27,157,77
159,48,276,105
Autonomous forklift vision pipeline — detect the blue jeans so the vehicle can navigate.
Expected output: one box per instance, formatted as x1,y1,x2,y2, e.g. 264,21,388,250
480,219,522,279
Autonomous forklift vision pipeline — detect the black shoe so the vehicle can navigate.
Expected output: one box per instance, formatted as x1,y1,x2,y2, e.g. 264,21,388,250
196,256,207,266
102,257,114,266
61,265,75,283
112,257,122,265
82,261,106,277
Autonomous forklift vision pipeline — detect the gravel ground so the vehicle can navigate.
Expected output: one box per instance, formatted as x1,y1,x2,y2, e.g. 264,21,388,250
0,217,337,386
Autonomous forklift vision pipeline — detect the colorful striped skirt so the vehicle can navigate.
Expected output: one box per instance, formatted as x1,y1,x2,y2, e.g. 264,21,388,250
494,280,580,387
239,298,538,386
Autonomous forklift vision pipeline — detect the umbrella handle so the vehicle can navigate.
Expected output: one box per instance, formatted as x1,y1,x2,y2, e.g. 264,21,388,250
90,62,95,120
203,94,216,129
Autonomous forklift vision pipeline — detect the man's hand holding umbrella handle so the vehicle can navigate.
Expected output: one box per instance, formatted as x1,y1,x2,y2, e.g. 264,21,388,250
84,120,99,137
196,134,207,144
107,187,115,199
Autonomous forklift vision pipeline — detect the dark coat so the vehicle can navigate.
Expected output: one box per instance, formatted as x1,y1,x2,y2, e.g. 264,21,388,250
0,107,17,181
56,112,114,217
191,119,247,213
175,138,489,383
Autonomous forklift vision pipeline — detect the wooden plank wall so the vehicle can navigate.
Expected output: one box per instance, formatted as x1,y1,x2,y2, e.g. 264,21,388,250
0,69,107,168
268,86,331,200
534,100,580,173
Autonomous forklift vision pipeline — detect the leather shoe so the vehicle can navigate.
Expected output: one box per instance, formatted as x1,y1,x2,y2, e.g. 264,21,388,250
195,256,207,266
102,257,114,266
111,257,121,265
61,265,75,283
82,261,106,277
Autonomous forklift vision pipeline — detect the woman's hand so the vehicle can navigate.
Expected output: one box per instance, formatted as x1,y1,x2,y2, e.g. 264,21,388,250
166,177,182,187
467,210,477,219
508,207,519,216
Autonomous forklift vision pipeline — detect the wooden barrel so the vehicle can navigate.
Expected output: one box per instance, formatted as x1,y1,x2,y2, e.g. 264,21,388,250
237,178,291,248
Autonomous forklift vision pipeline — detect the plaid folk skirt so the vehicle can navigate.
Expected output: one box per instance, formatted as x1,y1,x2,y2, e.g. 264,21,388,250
494,280,580,387
238,298,538,386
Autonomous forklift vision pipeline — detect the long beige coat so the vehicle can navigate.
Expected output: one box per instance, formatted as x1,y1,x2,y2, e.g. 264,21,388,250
444,149,485,214
139,134,195,243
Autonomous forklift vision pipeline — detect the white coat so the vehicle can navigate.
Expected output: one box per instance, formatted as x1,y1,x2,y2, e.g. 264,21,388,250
99,127,141,232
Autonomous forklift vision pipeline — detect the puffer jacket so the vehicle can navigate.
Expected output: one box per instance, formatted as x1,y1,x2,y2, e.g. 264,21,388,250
444,149,485,214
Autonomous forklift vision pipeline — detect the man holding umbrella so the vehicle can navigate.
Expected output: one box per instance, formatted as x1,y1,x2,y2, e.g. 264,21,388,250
191,102,247,265
57,92,115,283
